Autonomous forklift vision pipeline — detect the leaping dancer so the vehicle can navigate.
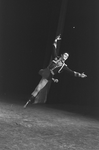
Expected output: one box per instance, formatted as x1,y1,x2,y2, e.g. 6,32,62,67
24,34,87,108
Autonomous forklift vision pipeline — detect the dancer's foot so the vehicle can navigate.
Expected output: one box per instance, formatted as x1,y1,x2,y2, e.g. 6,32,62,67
23,95,35,108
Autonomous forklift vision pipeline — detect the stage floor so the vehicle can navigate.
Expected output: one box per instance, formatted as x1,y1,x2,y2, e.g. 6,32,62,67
0,101,99,150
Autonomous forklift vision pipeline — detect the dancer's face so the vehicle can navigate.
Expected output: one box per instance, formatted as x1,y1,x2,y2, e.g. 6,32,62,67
62,53,69,61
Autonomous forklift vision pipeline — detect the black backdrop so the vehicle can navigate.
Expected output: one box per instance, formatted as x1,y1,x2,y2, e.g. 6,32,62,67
0,0,99,113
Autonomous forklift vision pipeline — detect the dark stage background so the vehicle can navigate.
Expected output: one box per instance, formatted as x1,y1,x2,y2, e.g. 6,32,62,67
0,0,99,113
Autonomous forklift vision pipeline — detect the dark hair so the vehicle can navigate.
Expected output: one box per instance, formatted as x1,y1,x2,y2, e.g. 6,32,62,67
63,51,70,55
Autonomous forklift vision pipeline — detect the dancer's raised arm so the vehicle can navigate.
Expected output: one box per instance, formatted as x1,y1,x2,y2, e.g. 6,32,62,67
52,34,61,59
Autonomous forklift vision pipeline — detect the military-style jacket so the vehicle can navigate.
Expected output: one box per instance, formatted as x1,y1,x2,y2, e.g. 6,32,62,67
39,44,75,79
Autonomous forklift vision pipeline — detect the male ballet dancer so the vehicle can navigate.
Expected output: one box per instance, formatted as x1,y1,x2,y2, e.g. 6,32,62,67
24,35,87,108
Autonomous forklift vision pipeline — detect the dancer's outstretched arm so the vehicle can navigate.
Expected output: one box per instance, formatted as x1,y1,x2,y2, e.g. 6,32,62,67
63,64,87,78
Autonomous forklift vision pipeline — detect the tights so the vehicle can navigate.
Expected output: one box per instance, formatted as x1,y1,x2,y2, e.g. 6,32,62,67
31,78,48,97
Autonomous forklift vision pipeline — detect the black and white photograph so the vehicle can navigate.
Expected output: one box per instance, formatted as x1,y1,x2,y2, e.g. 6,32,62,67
0,0,99,149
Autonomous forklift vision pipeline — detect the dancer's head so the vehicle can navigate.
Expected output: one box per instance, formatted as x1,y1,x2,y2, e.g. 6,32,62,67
61,52,69,61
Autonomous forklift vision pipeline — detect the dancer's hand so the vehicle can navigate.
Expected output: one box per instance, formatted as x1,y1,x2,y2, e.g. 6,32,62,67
52,78,59,83
80,72,87,78
54,79,59,83
74,71,87,78
55,34,61,42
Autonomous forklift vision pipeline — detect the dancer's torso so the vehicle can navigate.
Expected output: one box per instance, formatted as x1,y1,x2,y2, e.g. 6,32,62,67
49,59,65,75
39,58,66,79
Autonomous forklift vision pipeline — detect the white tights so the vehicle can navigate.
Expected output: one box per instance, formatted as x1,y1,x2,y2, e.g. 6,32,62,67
31,78,48,97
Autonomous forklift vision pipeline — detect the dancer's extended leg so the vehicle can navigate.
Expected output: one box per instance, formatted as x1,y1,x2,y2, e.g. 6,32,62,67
33,79,51,104
31,78,48,97
23,78,49,108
